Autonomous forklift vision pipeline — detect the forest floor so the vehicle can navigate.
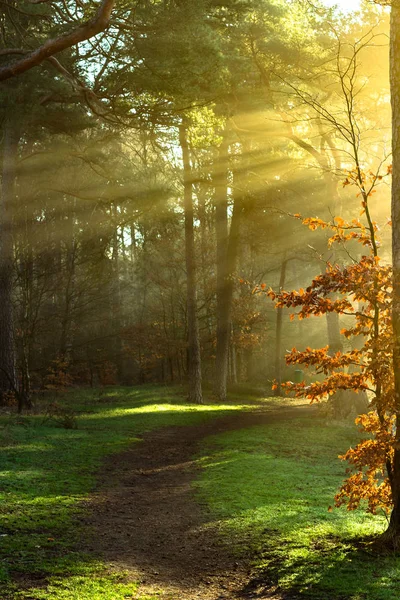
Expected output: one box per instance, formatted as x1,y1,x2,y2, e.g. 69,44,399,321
1,386,399,600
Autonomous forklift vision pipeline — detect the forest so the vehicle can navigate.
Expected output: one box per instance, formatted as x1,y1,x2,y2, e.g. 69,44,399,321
2,0,400,599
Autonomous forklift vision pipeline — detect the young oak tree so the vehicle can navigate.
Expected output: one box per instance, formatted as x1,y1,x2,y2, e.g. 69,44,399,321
265,160,398,540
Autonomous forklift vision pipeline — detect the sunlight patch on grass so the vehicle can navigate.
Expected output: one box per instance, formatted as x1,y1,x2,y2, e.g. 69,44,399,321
0,385,280,600
15,573,159,600
79,402,257,419
195,418,397,600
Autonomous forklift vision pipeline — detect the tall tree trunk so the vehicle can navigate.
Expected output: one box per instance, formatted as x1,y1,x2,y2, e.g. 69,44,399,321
274,255,288,396
386,0,400,544
214,136,230,400
214,136,244,401
179,121,203,404
0,109,19,403
214,193,243,399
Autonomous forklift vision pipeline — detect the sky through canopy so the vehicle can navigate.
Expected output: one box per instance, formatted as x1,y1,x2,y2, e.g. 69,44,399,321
322,0,361,11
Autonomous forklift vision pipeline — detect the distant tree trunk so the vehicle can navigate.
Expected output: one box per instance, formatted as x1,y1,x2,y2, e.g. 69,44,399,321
326,310,346,418
274,255,288,396
130,224,137,263
18,204,34,407
326,312,343,356
197,183,208,282
111,209,124,382
0,109,19,403
385,0,400,545
179,120,203,404
347,328,369,416
60,200,76,365
246,347,254,382
230,323,238,384
197,183,213,338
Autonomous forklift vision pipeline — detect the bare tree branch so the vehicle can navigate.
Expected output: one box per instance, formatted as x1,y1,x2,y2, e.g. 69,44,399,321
0,0,116,82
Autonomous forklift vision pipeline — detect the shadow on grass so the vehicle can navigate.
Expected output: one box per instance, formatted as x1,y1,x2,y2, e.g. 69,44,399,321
195,419,400,600
243,533,400,600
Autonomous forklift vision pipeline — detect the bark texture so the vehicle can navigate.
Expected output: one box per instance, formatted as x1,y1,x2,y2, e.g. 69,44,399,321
0,0,116,81
213,133,244,400
214,192,243,400
179,121,203,404
0,110,19,400
60,202,76,364
214,137,230,400
388,0,400,544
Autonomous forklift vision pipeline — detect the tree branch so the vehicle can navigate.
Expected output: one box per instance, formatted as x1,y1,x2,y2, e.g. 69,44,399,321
0,0,116,82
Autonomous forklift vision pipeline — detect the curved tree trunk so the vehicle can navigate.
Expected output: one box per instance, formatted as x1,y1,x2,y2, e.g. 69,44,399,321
179,121,203,404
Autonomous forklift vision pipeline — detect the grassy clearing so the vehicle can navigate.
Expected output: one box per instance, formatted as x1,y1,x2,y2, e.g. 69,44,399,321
195,417,400,600
5,384,384,599
0,384,272,600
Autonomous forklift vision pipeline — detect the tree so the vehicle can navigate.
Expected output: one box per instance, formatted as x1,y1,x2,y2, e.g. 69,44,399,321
0,0,391,414
387,0,400,544
265,161,398,537
214,133,230,400
213,129,245,400
0,101,19,403
0,0,116,82
179,120,203,403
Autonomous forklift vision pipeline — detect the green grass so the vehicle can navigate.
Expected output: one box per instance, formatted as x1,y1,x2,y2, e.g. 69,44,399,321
6,384,393,599
0,384,271,600
16,574,148,600
195,417,398,599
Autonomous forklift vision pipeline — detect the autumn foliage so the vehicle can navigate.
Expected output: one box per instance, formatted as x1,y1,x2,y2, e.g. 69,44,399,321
265,167,396,516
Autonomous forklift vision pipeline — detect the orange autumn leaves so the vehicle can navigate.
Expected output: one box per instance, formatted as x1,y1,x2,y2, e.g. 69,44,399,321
291,213,378,249
335,412,394,513
261,209,396,515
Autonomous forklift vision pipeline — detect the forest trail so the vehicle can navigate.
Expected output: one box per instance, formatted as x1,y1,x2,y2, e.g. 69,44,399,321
86,405,314,600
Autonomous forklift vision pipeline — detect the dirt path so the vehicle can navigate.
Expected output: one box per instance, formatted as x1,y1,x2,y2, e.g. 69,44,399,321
86,405,314,600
